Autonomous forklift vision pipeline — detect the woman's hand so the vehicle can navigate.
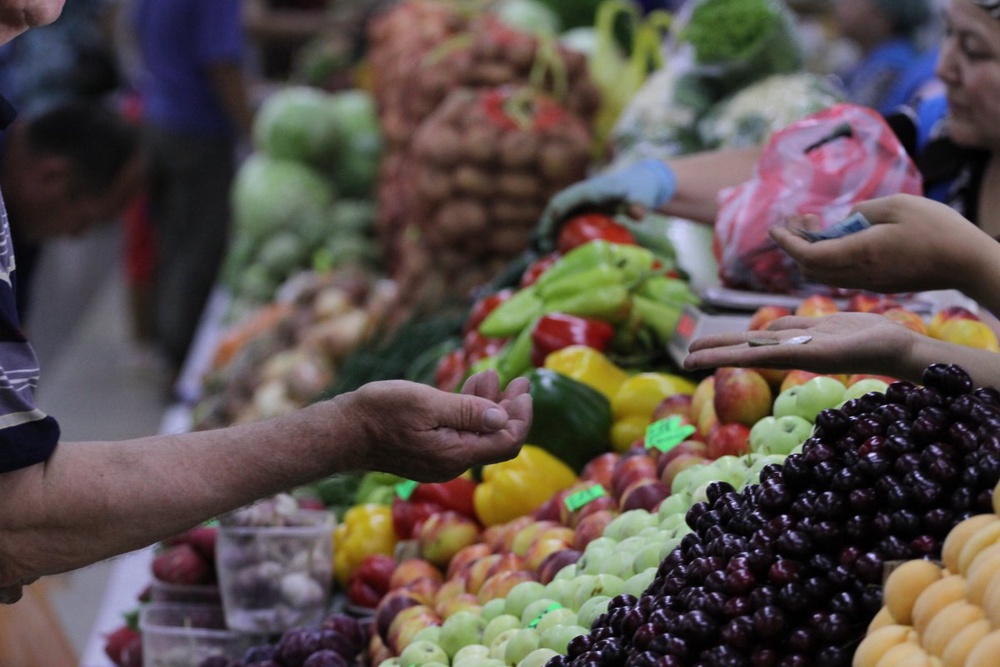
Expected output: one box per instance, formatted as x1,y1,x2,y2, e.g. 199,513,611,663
342,370,532,482
772,194,993,297
683,312,918,378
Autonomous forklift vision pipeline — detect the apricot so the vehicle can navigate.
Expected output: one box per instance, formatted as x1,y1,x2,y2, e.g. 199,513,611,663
867,606,897,633
921,600,985,656
884,559,943,625
965,543,1000,606
958,520,1000,575
941,514,998,574
911,576,967,636
853,624,917,667
964,629,1000,667
941,618,991,667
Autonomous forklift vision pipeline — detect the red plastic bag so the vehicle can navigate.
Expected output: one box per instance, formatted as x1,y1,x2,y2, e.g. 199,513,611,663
712,103,923,294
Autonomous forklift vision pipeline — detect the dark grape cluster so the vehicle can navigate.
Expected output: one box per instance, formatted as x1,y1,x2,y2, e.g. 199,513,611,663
547,364,1000,667
196,612,367,667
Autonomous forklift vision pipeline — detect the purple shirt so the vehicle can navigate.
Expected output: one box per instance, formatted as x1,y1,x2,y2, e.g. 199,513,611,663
0,188,59,473
133,0,245,137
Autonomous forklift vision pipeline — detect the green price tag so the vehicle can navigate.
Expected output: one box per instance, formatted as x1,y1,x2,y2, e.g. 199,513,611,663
645,416,696,454
528,602,563,628
564,485,607,513
395,480,418,500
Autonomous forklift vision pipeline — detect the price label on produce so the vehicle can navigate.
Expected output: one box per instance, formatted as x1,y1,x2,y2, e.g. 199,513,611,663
564,484,607,513
645,416,696,454
395,480,418,500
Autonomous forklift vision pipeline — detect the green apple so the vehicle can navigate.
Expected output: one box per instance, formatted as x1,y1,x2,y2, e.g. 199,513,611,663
543,579,574,607
749,414,813,455
520,598,562,627
439,610,487,658
572,574,625,611
746,453,788,483
552,563,579,582
411,625,442,645
534,606,578,633
504,628,540,666
517,648,561,667
483,614,521,647
398,640,449,667
376,660,401,667
488,628,520,660
538,624,587,654
658,511,688,534
452,644,490,667
771,385,803,419
503,581,547,619
843,378,889,402
481,598,506,622
576,594,611,630
623,567,657,598
794,376,847,421
657,491,690,519
604,510,657,541
632,542,665,573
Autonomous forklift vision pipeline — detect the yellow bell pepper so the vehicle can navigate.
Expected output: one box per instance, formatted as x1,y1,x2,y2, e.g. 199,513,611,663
333,503,398,587
610,372,699,452
543,345,629,401
473,445,578,526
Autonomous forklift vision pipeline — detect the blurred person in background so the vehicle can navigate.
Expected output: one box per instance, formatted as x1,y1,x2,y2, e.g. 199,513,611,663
131,0,255,388
832,0,941,116
2,99,143,318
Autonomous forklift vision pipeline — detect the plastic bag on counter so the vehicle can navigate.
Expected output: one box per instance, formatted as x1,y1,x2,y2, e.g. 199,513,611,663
713,103,923,294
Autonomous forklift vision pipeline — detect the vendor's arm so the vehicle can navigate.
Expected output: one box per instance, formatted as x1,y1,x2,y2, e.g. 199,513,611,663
771,195,1000,317
0,371,530,592
683,312,1000,388
536,147,761,249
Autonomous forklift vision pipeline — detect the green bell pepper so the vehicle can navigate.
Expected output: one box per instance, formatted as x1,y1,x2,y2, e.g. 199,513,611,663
525,368,613,473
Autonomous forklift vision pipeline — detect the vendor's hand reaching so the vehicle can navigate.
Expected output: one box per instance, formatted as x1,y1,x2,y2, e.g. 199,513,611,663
773,194,992,297
683,312,918,378
340,370,532,482
535,159,677,251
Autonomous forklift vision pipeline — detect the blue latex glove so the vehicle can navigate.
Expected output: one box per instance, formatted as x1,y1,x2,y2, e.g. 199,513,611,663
535,159,677,252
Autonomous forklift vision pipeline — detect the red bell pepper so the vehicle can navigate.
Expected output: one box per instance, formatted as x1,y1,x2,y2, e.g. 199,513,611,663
530,313,617,367
391,497,443,540
557,213,637,255
462,329,509,365
434,349,468,393
411,477,478,519
347,553,397,609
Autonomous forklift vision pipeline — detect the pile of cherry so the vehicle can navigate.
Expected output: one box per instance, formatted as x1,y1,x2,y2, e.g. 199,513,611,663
548,363,1000,667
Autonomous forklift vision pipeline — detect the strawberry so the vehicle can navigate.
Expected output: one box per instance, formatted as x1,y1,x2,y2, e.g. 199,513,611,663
104,624,141,667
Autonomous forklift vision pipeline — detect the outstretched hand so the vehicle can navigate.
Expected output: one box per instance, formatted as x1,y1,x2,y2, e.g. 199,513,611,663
683,312,918,378
772,194,991,296
345,370,532,482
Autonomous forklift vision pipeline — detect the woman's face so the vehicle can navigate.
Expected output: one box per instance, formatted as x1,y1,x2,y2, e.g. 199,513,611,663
936,0,1000,150
0,0,63,45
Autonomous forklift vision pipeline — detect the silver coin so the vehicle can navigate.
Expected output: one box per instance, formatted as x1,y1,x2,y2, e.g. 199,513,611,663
783,335,814,345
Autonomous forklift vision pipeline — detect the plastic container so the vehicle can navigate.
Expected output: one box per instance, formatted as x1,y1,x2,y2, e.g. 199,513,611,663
139,603,252,667
216,509,335,634
150,578,222,606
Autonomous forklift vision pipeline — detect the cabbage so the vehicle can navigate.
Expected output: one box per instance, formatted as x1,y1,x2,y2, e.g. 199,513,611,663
253,86,344,169
326,90,382,198
231,153,336,239
491,0,562,35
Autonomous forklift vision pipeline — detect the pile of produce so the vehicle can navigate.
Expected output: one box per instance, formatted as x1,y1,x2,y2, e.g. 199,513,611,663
368,0,603,308
191,268,397,430
223,85,383,315
391,84,595,309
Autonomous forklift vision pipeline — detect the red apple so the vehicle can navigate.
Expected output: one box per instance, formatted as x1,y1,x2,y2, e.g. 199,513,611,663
434,592,481,620
493,516,535,553
929,305,980,338
537,549,583,584
690,376,715,423
847,373,897,386
462,553,504,595
476,569,537,605
696,400,719,440
779,369,821,393
525,537,574,571
652,393,695,423
532,486,581,524
655,439,708,478
795,294,839,317
579,452,621,490
560,492,617,528
572,510,618,551
389,558,444,591
713,367,773,428
446,543,491,580
510,520,561,557
846,293,897,313
416,511,482,569
432,576,469,606
619,479,671,513
706,422,751,459
881,307,928,335
375,588,423,643
611,454,658,499
387,604,442,654
748,305,792,330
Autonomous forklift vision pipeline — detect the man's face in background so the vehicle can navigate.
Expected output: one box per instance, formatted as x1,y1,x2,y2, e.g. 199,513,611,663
0,0,64,45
